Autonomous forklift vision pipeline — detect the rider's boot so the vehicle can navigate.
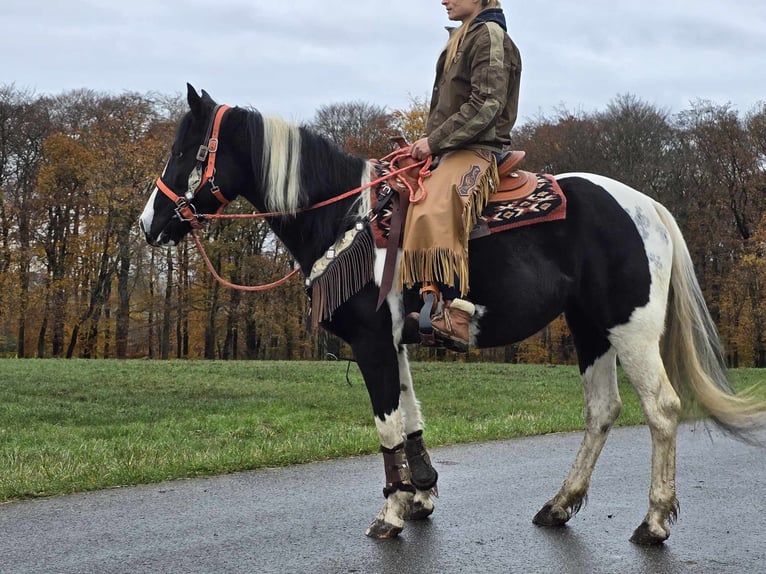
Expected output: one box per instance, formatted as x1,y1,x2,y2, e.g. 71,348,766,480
430,298,475,352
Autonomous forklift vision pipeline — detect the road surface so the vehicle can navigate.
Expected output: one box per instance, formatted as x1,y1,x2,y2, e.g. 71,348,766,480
1,424,764,573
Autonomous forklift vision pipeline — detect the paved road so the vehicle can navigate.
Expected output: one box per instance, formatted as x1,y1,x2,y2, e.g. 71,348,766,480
1,424,764,574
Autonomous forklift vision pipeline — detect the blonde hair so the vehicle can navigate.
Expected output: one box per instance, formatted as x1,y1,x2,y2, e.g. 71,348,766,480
444,0,502,73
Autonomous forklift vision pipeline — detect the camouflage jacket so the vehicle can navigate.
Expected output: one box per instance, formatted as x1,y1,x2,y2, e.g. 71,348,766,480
426,9,522,155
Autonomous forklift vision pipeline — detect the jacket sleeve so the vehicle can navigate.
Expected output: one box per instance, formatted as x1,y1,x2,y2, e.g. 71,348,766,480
427,23,511,154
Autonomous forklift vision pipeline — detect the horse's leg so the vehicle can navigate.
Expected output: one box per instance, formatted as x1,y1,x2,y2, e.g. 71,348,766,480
397,345,438,521
336,291,419,539
533,346,622,527
615,339,681,545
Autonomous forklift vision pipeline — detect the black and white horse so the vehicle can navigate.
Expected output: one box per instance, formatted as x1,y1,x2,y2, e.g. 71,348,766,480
140,85,763,545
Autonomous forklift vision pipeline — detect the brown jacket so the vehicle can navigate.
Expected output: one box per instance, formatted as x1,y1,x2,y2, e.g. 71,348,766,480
426,9,522,155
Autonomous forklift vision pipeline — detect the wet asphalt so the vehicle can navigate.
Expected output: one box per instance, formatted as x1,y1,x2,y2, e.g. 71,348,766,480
1,423,764,574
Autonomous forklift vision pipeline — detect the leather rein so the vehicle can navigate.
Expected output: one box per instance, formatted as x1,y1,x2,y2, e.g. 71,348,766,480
155,104,430,292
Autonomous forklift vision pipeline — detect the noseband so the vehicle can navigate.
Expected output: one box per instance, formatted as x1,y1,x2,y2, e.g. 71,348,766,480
155,104,232,228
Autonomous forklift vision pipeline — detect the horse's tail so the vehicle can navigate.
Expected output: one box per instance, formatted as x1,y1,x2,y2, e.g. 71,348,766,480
653,201,766,441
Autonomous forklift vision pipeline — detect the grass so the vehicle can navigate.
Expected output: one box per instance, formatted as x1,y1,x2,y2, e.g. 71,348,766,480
0,359,764,502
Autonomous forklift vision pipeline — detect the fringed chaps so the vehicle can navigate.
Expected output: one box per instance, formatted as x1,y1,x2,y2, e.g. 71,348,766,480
398,149,497,296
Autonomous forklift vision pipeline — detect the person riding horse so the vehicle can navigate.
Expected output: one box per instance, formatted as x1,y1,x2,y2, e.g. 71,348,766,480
407,0,522,351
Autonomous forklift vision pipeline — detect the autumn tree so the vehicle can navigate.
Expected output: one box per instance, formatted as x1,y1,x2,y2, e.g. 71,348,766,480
0,90,52,357
391,95,430,144
310,101,395,158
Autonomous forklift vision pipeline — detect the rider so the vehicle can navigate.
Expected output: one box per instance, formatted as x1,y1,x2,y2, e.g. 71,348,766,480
407,0,522,350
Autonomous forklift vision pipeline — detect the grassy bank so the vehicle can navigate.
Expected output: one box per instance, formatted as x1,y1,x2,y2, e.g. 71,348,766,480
0,360,763,502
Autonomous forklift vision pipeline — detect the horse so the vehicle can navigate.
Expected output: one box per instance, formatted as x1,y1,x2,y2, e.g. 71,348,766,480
139,85,764,545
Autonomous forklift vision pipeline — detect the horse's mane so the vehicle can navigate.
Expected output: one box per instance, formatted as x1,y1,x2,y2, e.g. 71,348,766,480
245,111,368,215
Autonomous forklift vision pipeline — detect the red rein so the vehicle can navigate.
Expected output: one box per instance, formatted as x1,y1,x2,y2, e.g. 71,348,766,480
184,140,430,292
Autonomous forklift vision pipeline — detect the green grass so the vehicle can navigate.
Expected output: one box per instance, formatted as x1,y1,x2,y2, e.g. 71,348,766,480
0,360,763,502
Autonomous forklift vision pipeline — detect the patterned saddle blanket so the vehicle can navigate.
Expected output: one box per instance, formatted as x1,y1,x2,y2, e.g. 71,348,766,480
372,169,567,248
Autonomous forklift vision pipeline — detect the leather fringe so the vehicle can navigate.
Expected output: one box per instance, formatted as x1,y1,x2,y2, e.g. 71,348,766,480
398,156,497,297
309,225,374,330
464,156,497,241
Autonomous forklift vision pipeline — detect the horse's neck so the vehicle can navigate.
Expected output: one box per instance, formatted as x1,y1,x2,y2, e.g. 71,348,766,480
242,115,370,272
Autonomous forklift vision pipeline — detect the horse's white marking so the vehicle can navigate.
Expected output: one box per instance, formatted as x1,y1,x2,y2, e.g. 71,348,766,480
139,188,158,236
140,160,172,244
546,348,621,513
262,117,302,213
371,489,409,533
396,346,424,436
375,408,405,450
581,348,622,430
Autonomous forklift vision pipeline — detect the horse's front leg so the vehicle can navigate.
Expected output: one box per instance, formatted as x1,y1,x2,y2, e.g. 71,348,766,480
351,337,413,539
360,347,440,537
397,345,438,521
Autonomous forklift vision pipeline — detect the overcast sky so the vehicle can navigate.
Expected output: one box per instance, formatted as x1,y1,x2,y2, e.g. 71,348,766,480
2,0,765,124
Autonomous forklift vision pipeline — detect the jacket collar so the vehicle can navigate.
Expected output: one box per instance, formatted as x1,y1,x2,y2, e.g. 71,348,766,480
445,8,508,36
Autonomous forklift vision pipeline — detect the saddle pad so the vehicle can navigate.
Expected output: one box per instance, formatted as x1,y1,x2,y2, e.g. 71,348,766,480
371,172,566,248
471,173,566,239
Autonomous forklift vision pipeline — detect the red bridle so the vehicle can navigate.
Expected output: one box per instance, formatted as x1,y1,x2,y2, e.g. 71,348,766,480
155,104,232,229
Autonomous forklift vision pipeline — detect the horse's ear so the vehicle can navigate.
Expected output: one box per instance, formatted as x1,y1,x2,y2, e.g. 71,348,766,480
200,89,217,107
187,83,203,119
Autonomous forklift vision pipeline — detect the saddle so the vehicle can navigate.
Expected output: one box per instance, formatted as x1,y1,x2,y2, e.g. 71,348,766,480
495,151,538,198
372,147,542,308
386,148,536,202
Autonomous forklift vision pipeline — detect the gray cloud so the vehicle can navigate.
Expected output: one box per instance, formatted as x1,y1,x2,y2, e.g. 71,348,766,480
1,0,764,123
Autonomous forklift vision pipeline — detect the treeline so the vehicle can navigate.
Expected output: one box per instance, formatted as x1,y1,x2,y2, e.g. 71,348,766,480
0,86,764,365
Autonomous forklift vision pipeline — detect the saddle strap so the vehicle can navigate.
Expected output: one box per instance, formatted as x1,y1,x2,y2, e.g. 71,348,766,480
376,190,409,309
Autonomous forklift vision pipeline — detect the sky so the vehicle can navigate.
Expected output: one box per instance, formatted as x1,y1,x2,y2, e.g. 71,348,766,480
2,0,765,124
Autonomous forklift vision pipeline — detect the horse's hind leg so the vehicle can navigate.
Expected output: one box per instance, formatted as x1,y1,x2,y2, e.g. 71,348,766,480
614,336,681,545
534,346,622,527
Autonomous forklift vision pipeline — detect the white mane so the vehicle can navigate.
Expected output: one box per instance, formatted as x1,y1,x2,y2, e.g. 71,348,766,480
262,116,302,213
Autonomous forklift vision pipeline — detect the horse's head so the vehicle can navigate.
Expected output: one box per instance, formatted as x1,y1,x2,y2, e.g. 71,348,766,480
140,84,244,246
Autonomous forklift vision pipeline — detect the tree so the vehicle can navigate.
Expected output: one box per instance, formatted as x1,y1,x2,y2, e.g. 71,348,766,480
310,101,395,158
391,95,430,144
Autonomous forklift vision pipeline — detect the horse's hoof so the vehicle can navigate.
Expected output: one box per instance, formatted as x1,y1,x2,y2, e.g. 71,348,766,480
630,521,669,545
365,519,403,539
404,499,434,521
532,503,570,527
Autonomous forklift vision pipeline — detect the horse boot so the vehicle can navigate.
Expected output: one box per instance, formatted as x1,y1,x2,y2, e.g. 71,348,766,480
402,284,440,346
431,298,475,352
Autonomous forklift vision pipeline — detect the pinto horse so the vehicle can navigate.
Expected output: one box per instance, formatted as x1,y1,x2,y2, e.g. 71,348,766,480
140,85,763,545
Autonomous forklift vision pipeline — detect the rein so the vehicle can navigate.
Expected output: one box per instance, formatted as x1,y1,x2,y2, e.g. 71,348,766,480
159,105,431,292
202,148,432,223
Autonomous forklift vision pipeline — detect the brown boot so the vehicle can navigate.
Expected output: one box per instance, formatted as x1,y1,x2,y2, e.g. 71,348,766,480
431,298,475,352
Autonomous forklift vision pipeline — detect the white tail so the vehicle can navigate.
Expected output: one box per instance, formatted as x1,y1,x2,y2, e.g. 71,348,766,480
654,201,766,440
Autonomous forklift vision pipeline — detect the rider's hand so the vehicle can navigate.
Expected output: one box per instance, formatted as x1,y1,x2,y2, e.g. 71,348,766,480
410,137,432,161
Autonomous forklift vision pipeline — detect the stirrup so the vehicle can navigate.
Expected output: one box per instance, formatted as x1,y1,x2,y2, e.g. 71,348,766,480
418,290,437,346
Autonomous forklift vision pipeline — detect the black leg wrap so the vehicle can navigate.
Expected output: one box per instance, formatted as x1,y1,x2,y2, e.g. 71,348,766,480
380,444,415,498
404,431,439,491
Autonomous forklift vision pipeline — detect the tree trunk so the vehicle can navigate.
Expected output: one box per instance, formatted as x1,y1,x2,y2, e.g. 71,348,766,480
161,249,173,360
115,233,132,359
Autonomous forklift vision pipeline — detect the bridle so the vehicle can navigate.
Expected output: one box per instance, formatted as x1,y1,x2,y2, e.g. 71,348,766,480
152,103,431,292
155,104,232,229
